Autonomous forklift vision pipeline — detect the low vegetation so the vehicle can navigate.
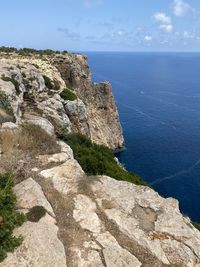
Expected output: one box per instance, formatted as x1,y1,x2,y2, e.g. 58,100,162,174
60,133,146,185
0,172,26,262
60,88,77,101
1,123,59,156
43,75,60,91
0,46,68,56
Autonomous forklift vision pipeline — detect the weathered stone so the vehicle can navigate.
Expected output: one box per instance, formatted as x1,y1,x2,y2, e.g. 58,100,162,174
96,232,142,267
57,141,74,159
64,99,90,136
73,194,102,234
0,214,67,267
14,177,55,217
37,152,70,165
40,159,84,194
23,115,55,136
1,122,18,129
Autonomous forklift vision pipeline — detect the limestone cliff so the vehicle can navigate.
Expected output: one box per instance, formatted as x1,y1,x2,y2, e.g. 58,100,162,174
0,50,200,267
0,51,124,149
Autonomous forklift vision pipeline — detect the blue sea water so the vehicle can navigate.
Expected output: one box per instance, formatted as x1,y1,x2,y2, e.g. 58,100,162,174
85,52,200,223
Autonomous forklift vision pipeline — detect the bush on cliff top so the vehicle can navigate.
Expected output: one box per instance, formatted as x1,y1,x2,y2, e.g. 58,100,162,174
61,133,146,186
0,46,68,55
0,172,26,262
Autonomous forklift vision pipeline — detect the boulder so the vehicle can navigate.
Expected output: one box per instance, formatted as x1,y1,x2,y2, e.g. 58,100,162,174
23,115,55,136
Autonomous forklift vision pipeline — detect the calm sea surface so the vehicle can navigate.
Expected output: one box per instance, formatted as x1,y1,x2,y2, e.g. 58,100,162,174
85,52,200,223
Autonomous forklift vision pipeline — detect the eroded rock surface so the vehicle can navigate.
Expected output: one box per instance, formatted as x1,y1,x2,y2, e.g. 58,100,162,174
38,148,200,267
0,53,124,149
1,133,199,266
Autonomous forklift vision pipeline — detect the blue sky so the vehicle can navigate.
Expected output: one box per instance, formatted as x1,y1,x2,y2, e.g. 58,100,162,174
1,0,200,51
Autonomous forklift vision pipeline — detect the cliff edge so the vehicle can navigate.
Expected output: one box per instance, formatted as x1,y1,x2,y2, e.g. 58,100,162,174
0,50,124,149
0,49,200,267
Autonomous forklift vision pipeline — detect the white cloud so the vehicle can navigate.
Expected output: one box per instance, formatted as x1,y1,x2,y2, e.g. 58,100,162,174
154,12,171,24
160,24,173,33
173,0,195,17
144,35,152,42
154,12,173,33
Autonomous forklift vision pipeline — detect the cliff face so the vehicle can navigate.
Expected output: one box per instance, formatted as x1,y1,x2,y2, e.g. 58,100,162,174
0,52,124,149
0,51,200,267
53,54,124,148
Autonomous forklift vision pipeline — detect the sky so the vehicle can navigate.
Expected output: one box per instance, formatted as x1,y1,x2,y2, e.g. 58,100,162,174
1,0,200,52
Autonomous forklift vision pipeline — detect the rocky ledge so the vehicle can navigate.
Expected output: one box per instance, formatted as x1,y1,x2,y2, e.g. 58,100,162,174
0,142,200,267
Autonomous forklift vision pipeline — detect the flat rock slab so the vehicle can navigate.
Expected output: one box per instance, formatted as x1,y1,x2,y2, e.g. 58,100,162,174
14,177,55,217
0,214,67,267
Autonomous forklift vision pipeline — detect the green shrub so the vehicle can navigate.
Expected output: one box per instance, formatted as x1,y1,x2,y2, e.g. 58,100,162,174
0,46,68,56
1,74,20,95
0,47,18,53
61,133,146,185
60,88,77,101
43,75,60,91
43,75,54,89
0,172,26,262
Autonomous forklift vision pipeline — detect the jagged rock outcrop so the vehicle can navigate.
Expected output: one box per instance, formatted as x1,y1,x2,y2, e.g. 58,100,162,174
0,52,124,149
1,144,200,267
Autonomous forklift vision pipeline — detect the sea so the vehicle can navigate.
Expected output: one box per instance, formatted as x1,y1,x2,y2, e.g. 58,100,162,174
85,52,200,223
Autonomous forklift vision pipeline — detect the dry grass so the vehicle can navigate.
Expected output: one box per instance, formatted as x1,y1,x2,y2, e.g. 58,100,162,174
0,153,36,184
0,128,19,154
0,123,60,183
0,123,60,156
18,124,60,155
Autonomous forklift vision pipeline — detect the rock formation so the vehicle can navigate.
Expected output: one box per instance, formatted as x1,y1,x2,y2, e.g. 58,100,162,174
1,142,200,267
0,51,124,149
0,50,200,267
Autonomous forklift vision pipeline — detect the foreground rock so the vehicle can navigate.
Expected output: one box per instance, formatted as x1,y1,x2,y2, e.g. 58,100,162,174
39,150,200,267
1,140,200,266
